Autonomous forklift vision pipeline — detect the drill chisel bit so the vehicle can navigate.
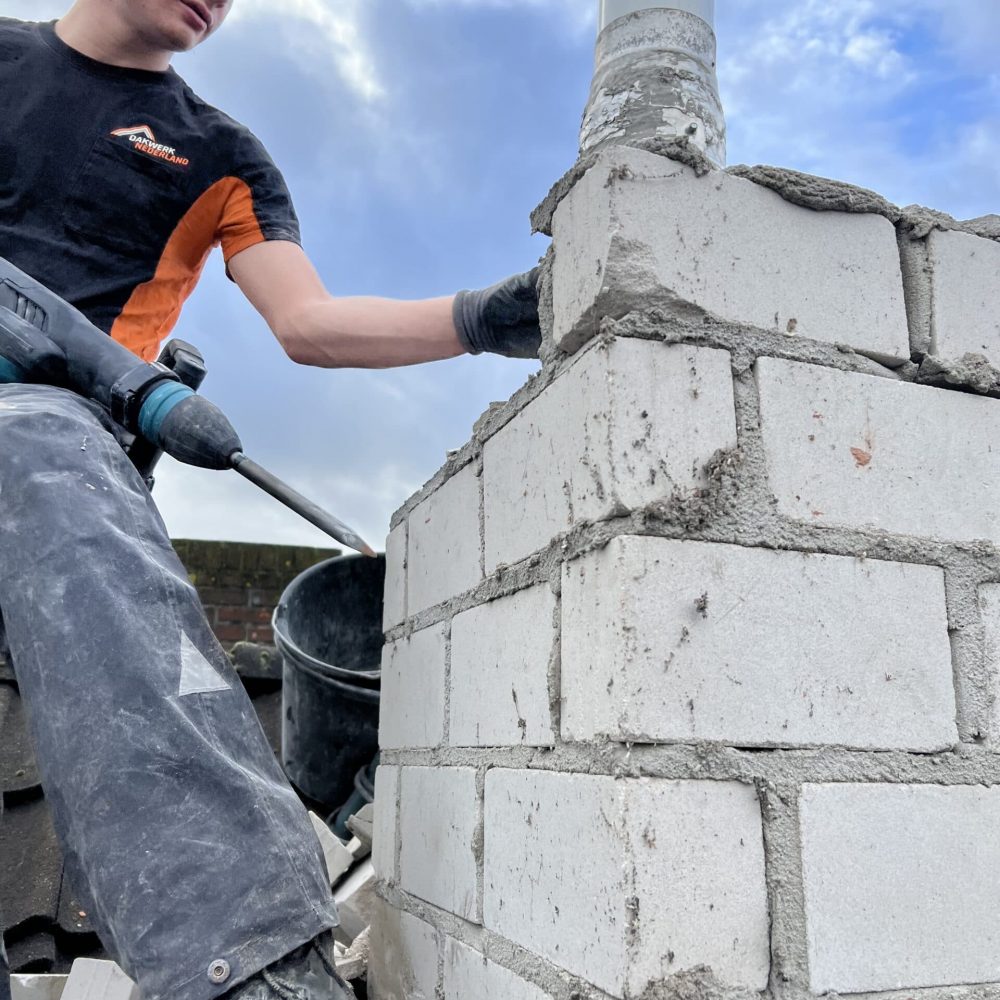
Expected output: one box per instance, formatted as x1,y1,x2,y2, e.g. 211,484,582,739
230,452,375,557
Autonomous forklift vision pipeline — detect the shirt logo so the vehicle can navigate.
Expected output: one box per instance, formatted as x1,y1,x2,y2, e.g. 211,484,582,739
110,125,191,168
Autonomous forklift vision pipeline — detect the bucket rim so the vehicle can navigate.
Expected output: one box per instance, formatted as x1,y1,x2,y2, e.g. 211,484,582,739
272,552,384,684
273,623,382,685
285,655,382,703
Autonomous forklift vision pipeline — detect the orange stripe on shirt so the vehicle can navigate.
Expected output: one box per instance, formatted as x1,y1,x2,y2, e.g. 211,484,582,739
110,176,264,360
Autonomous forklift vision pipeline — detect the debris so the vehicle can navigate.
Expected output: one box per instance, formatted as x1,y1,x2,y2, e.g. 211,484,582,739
10,975,68,1000
334,926,370,982
60,959,137,1000
333,860,375,946
915,352,1000,397
345,802,374,849
636,965,760,1000
308,812,355,886
345,835,371,862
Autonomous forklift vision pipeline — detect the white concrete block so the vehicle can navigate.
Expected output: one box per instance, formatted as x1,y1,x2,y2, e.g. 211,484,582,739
379,624,447,750
484,770,769,997
562,537,956,750
335,926,369,982
444,939,553,1000
334,859,376,944
346,802,374,847
928,230,1000,361
484,340,736,570
399,766,480,922
450,585,556,747
801,783,1000,992
372,764,399,882
345,834,369,861
757,356,1000,544
383,523,406,629
407,463,481,614
60,961,137,1000
11,976,67,1000
368,899,440,1000
308,811,355,885
552,148,909,361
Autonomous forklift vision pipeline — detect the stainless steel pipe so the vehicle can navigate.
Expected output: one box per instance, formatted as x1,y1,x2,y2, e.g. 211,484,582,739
599,0,714,29
582,1,726,167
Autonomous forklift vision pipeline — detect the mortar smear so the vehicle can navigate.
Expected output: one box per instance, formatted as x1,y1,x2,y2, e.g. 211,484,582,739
531,136,710,236
635,965,761,1000
916,353,1000,398
534,144,1000,248
636,135,714,178
727,164,902,222
900,205,1000,242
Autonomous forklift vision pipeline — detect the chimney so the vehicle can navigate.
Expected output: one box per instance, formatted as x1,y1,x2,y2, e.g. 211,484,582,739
368,4,1000,998
581,1,726,167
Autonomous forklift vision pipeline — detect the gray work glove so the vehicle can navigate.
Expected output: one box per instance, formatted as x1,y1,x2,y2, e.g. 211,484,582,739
452,267,541,359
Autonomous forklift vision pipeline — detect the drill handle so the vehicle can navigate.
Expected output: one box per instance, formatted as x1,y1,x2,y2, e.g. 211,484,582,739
158,339,207,391
0,297,67,384
125,340,211,487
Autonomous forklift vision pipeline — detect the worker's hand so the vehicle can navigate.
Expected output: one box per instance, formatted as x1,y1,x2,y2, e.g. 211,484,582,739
452,268,541,359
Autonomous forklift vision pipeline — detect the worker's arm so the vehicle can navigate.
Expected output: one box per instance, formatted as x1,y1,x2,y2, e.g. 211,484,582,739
229,240,541,369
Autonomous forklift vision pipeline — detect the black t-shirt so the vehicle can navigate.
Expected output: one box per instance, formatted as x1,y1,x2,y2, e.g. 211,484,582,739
0,18,301,360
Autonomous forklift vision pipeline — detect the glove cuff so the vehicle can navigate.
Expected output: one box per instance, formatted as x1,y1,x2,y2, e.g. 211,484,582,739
452,289,484,355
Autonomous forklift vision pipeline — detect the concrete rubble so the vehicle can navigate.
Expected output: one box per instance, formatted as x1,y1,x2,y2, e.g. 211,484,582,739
10,975,67,1000
309,809,377,981
11,958,137,1000
335,861,376,947
9,809,380,999
310,809,356,885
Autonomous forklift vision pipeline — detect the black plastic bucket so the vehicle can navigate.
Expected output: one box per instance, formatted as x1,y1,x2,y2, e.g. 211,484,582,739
273,554,385,808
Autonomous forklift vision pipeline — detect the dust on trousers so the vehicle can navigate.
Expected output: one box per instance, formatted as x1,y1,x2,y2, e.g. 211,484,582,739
0,385,338,1000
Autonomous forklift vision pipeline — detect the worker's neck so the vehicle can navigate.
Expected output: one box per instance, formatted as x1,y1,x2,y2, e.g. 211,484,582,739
55,8,173,73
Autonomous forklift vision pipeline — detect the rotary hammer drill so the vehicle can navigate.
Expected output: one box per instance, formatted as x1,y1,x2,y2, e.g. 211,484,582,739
0,256,372,555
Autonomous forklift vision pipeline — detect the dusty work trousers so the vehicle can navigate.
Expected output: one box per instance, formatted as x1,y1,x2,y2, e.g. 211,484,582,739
0,386,339,1000
0,803,7,1000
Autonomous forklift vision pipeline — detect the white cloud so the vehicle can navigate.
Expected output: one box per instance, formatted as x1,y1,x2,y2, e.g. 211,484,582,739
227,0,384,103
154,454,420,551
842,30,910,81
404,0,594,34
6,0,384,104
722,0,915,112
715,0,998,217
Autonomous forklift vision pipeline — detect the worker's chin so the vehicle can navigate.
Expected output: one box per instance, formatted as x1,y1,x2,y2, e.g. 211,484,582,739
155,24,206,53
168,35,202,52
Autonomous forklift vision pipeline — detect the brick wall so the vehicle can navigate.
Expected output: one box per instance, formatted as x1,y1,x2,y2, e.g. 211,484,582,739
370,146,1000,1000
172,539,341,649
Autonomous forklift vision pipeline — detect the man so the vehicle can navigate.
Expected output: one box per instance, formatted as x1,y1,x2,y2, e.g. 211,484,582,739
0,2,541,998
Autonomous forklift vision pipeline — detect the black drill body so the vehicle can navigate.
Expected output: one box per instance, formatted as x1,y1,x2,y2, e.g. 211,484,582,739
0,257,372,554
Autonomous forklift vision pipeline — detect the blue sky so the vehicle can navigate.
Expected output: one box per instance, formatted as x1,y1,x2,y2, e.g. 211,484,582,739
11,0,1000,551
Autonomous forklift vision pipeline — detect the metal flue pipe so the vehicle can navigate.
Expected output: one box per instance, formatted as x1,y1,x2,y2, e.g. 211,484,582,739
581,1,726,167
